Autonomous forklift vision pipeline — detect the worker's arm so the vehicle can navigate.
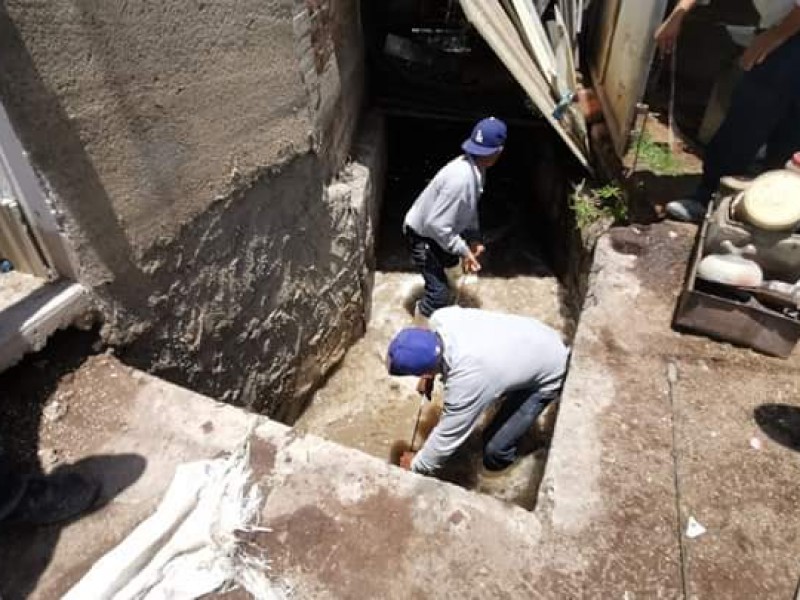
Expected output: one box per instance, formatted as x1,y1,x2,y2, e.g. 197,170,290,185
411,370,492,475
463,221,485,268
425,178,472,257
425,179,482,273
740,6,800,70
654,0,699,54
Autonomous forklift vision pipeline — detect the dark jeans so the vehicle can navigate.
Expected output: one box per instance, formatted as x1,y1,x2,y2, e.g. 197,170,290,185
0,451,24,522
695,32,800,204
482,388,556,471
406,229,460,318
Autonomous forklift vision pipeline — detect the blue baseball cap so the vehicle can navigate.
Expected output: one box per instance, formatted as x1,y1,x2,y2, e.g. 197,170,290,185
387,328,442,376
462,117,507,157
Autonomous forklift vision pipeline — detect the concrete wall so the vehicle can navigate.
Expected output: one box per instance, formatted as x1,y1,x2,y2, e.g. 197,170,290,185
0,0,381,414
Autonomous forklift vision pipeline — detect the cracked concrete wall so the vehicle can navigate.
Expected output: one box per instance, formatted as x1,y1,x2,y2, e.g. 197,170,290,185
0,0,379,413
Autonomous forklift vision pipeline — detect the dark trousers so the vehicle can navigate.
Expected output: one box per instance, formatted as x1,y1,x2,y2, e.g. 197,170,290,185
0,450,24,521
482,388,556,471
406,230,460,318
695,33,800,204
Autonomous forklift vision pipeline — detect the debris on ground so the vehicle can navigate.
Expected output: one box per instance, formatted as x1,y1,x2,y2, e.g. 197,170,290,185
686,516,707,539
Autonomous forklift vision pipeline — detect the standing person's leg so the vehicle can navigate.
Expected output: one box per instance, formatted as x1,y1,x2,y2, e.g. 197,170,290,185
483,388,556,471
764,98,800,169
667,37,800,222
0,450,27,522
408,235,455,319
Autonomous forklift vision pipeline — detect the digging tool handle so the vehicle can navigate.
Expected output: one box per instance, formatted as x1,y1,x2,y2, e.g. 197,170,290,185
417,375,434,399
408,391,426,451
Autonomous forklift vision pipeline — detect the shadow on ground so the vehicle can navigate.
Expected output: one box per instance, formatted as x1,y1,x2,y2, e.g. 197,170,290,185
0,328,146,599
0,454,146,599
754,404,800,453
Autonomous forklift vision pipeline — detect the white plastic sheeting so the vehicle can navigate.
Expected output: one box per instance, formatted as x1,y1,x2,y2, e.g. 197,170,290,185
459,0,590,169
64,441,286,600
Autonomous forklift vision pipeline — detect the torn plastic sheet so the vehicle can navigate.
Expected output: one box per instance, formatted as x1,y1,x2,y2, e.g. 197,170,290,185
64,440,287,600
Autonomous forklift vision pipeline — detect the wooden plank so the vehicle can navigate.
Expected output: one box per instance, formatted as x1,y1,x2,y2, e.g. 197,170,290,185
510,0,558,84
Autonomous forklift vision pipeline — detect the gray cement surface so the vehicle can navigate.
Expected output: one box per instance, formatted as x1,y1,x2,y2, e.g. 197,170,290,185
0,271,45,312
537,222,800,599
3,215,800,598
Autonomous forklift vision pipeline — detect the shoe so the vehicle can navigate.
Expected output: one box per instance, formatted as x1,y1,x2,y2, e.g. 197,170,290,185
479,462,515,478
665,198,707,223
6,472,100,525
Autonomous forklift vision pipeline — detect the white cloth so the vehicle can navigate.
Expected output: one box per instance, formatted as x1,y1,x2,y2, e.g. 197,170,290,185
64,442,285,600
752,0,800,29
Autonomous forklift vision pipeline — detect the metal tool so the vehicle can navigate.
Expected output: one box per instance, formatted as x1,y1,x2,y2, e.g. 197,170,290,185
409,393,426,451
409,377,433,450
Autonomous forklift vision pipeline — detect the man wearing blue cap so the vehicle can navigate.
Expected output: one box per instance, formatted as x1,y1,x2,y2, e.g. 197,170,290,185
403,117,507,324
387,307,569,475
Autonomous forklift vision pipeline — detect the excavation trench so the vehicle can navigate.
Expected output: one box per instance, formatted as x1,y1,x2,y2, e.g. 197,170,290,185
0,2,592,513
293,114,587,509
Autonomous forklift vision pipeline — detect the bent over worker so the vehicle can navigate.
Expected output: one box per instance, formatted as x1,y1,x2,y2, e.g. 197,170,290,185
403,117,507,324
387,307,569,475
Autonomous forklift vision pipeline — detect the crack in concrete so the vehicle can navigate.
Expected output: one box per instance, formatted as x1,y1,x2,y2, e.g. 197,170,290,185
665,358,689,600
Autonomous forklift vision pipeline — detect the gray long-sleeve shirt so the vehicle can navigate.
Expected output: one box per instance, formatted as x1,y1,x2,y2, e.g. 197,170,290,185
411,307,569,475
403,155,483,258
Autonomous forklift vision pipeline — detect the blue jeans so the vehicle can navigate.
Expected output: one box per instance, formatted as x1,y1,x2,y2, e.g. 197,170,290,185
406,229,459,318
694,33,800,204
482,388,556,470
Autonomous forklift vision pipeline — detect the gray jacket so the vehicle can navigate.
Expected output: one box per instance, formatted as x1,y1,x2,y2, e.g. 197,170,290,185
403,155,483,258
411,307,569,475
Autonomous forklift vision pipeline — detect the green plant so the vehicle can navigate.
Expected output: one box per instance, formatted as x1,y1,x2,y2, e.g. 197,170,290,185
569,180,627,231
635,132,680,175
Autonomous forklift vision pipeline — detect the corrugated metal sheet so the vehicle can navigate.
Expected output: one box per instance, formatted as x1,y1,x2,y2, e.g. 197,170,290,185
459,0,591,169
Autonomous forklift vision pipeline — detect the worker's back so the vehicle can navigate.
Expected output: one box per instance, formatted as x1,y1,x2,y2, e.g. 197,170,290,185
403,156,480,257
430,306,568,400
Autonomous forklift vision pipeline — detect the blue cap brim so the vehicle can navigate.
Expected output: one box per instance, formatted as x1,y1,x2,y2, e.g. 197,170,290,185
462,139,503,157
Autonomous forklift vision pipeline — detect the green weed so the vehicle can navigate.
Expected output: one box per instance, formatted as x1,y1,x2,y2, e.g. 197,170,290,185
569,180,627,231
635,132,680,175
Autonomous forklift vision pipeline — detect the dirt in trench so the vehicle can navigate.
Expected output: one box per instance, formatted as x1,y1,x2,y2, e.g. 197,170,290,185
295,137,571,508
294,267,564,506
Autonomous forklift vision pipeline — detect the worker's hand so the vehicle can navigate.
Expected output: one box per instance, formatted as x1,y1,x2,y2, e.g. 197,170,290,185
416,374,434,399
470,243,486,258
463,250,482,274
654,10,685,55
399,451,416,470
740,29,783,71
